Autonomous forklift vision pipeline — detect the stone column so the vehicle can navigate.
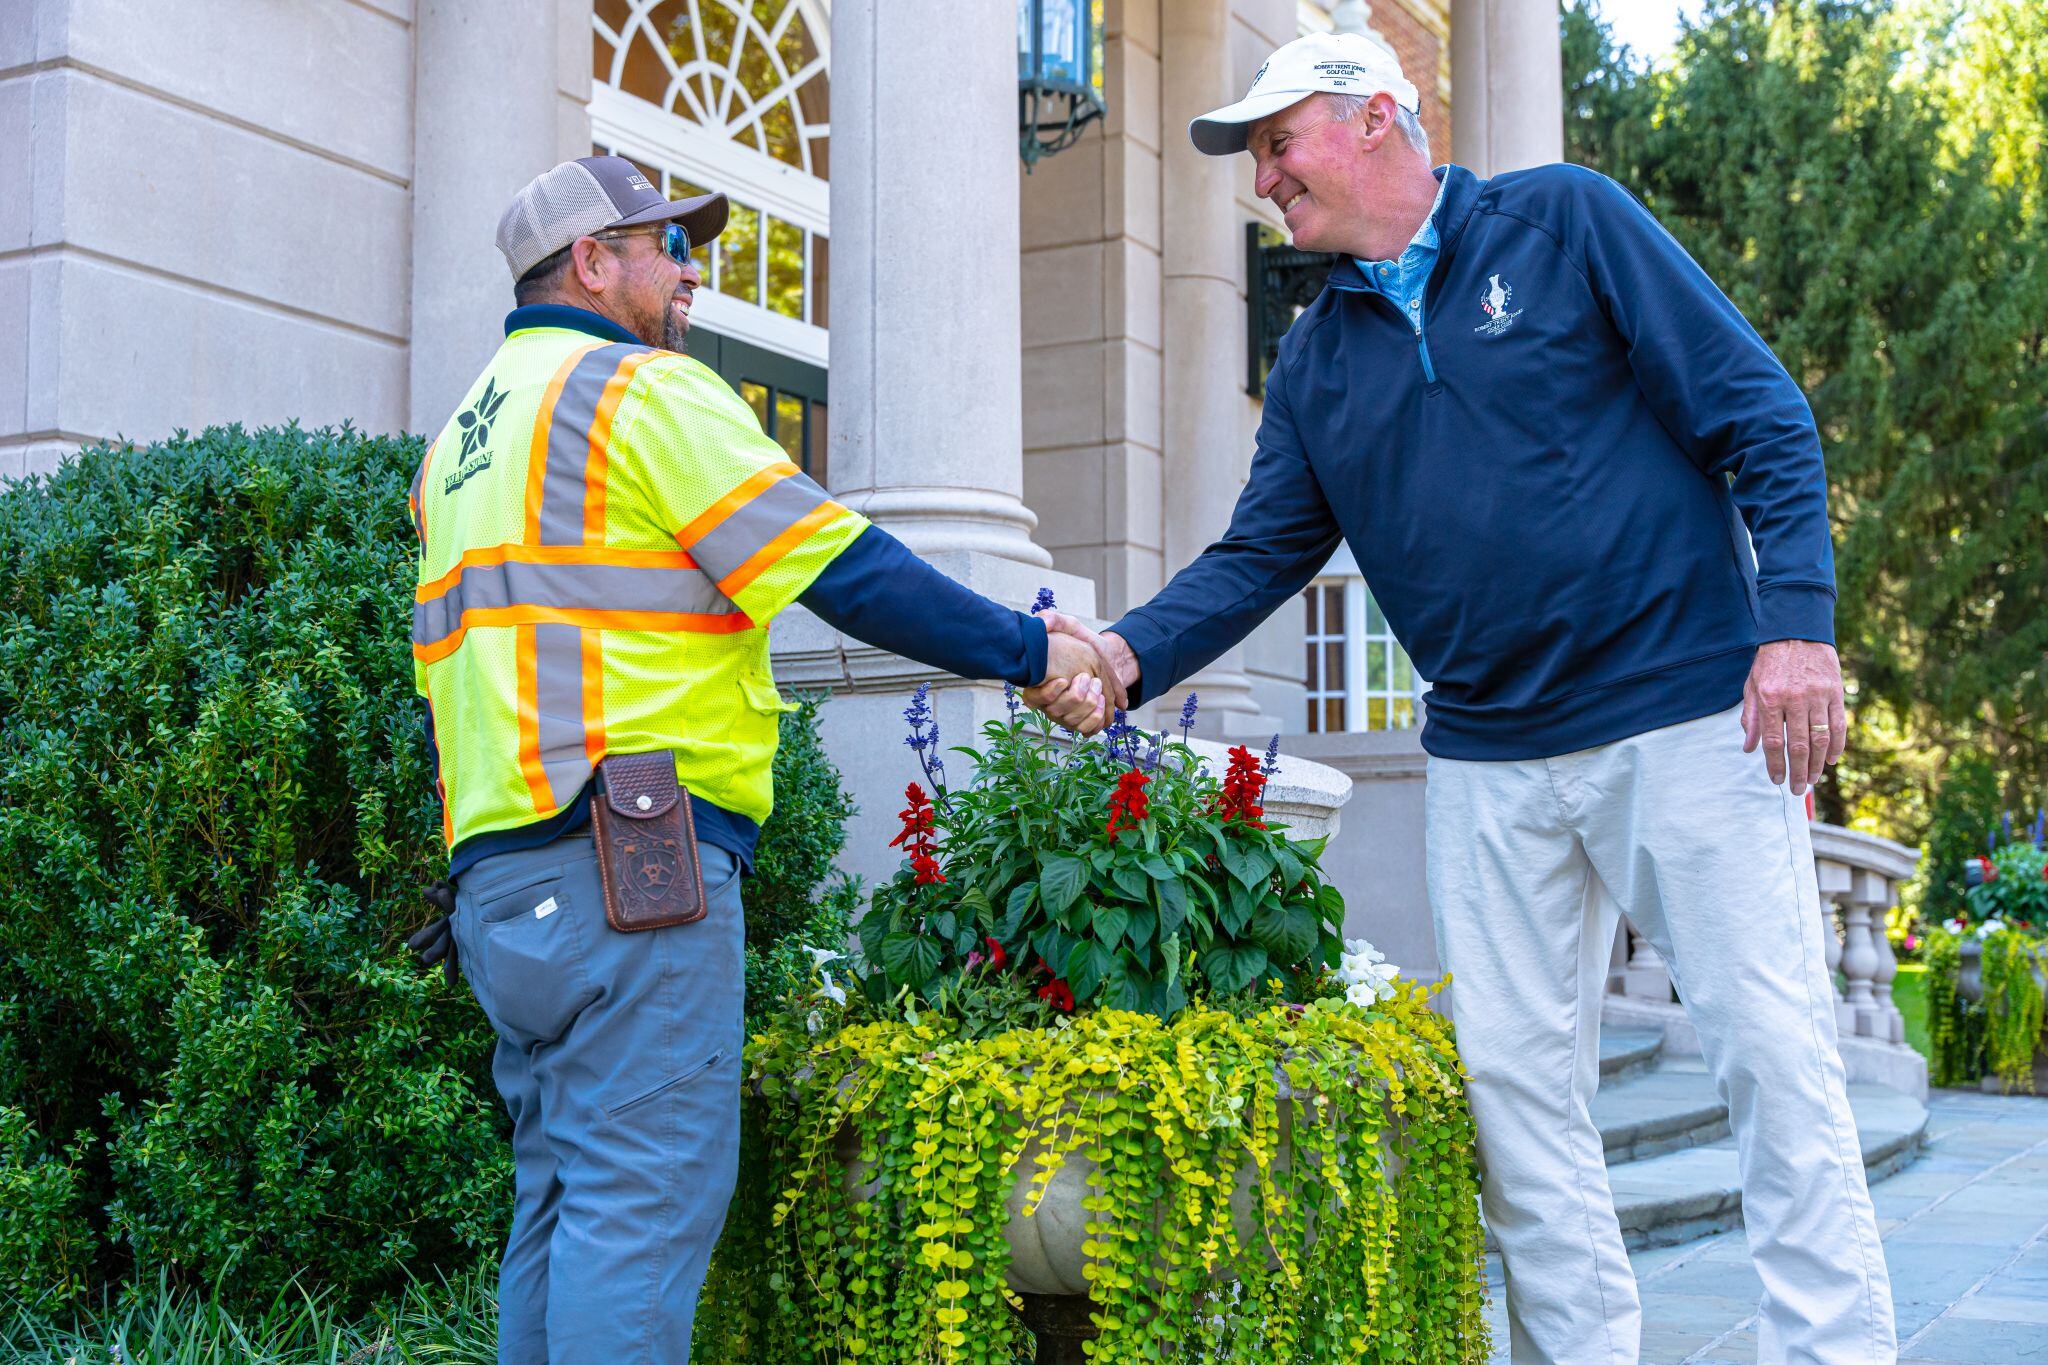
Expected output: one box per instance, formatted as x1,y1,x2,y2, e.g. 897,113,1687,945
827,0,1056,571
1449,0,1563,175
1816,857,1857,1034
1157,0,1281,736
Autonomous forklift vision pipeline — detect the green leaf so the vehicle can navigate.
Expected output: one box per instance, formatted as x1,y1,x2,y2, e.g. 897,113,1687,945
1160,932,1182,990
1314,881,1346,927
1091,903,1130,950
1125,904,1157,951
1218,840,1275,891
1110,862,1150,903
879,932,944,988
1218,878,1258,936
1249,899,1318,965
1154,878,1188,938
1065,940,1113,1001
1273,843,1304,891
996,882,1037,939
930,909,957,941
1039,854,1087,918
856,906,891,965
1199,943,1268,996
1141,853,1177,881
1102,959,1145,1011
1033,924,1077,976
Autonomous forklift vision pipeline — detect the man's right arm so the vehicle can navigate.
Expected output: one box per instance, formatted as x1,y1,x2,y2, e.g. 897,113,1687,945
1095,376,1343,706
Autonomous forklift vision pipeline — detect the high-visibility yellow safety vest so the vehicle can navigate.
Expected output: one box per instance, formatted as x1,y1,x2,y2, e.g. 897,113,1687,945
410,323,868,850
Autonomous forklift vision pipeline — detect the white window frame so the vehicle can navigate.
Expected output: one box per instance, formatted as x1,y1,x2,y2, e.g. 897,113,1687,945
591,0,831,369
1306,545,1427,733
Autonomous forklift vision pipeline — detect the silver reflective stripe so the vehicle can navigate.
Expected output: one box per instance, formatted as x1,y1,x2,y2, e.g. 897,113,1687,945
412,560,739,648
690,469,834,584
532,622,587,805
537,343,651,545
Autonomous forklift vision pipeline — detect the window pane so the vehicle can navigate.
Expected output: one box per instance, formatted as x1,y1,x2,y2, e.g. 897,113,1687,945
739,380,769,430
1393,649,1414,691
765,216,804,319
1391,697,1416,730
1303,642,1318,688
1326,697,1347,731
811,234,829,329
773,393,804,464
1322,584,1343,623
717,201,761,303
1303,590,1318,633
1366,641,1387,690
1366,592,1386,635
807,400,828,483
1323,642,1343,689
1366,697,1387,730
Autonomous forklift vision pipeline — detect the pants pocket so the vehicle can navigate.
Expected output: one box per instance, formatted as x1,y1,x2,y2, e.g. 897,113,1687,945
474,873,596,1047
602,1047,726,1122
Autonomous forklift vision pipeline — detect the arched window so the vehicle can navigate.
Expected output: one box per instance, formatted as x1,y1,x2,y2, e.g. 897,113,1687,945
592,0,830,368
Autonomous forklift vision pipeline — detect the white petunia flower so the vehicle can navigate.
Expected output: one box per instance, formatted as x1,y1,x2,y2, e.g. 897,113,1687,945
802,944,842,973
1944,918,1968,935
817,969,847,1007
1977,918,2007,939
805,1010,823,1035
1334,934,1399,1003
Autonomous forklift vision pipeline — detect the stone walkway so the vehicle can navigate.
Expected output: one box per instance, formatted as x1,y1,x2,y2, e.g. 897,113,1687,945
1481,1089,2048,1362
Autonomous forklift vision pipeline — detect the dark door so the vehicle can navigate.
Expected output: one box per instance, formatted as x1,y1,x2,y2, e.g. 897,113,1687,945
689,326,830,485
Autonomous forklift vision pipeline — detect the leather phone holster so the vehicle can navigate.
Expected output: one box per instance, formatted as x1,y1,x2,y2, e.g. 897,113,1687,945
591,750,707,932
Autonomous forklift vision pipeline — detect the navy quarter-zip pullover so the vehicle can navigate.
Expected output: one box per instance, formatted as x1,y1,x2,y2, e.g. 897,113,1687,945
1111,163,1836,760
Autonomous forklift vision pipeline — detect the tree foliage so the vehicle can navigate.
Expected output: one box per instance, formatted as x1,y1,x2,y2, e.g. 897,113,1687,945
1562,0,2048,838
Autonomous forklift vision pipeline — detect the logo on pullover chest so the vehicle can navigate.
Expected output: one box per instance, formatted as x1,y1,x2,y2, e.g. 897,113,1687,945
1474,273,1524,336
443,378,509,495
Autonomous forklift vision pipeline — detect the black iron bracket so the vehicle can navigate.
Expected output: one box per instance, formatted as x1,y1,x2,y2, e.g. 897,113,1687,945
1245,222,1339,396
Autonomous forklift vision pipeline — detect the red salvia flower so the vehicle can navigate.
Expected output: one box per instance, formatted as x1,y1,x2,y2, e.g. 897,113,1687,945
1975,855,1998,883
1105,767,1152,842
1214,745,1268,829
890,783,945,883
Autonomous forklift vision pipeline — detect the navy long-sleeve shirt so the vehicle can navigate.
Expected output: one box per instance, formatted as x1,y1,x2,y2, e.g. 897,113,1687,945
437,305,1047,880
1114,163,1835,759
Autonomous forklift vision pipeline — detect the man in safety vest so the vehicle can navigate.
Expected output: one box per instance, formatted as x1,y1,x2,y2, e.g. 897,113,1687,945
406,155,1117,1365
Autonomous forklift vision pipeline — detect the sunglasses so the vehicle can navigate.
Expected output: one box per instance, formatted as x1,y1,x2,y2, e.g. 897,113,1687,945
593,221,693,265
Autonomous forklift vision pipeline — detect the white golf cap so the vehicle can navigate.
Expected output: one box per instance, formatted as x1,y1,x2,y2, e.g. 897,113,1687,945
1189,32,1420,156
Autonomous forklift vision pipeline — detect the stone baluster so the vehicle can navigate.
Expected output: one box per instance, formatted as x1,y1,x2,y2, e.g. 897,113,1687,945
1621,924,1674,1002
1837,894,1882,1038
1815,856,1857,1035
1857,869,1906,1044
1607,921,1631,996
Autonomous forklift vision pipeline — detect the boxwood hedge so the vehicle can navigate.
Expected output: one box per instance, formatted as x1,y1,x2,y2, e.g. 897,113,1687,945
0,426,854,1309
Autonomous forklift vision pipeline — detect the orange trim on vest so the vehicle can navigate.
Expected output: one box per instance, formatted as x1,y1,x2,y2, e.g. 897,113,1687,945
716,501,848,599
514,624,557,816
674,462,800,549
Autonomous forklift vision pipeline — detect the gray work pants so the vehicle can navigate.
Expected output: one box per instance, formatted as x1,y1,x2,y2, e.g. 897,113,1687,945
451,830,746,1365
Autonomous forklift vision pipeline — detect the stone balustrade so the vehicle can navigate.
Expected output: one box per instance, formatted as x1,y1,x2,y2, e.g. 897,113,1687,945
1606,821,1929,1099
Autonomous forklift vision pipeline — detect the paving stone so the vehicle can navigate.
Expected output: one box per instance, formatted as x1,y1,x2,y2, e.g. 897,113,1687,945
1904,1316,2048,1362
1887,1208,2048,1245
1642,1256,1764,1303
1695,1327,1758,1361
1894,1300,1956,1335
1639,1325,1717,1363
1938,1179,2048,1217
1950,1291,2048,1325
1636,1290,1755,1336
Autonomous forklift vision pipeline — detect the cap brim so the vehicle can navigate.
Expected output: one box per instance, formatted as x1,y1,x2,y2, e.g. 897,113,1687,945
1188,89,1315,155
613,190,730,247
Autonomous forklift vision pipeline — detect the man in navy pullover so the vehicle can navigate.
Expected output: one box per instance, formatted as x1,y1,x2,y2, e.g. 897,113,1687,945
1032,33,1894,1364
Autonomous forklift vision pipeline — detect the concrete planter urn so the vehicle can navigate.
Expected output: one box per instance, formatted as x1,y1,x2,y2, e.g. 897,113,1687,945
1955,937,2048,1094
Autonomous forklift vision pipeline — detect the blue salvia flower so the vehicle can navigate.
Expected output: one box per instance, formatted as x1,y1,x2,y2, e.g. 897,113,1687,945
904,682,932,731
2001,810,2013,844
1989,828,1998,855
1103,709,1137,764
1003,681,1020,718
2034,810,2045,849
1262,732,1282,776
1178,692,1199,739
1142,729,1165,771
1031,586,1057,613
901,682,946,791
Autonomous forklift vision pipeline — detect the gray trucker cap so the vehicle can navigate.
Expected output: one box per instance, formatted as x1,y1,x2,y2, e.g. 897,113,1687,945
496,155,729,280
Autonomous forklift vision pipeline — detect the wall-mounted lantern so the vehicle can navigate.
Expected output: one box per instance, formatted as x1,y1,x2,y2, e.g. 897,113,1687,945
1017,0,1106,168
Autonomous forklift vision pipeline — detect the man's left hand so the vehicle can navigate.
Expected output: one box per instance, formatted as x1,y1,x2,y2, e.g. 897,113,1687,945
1741,640,1847,796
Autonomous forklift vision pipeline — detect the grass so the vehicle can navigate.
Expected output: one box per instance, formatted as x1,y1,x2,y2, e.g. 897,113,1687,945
1893,961,1932,1061
0,1267,499,1364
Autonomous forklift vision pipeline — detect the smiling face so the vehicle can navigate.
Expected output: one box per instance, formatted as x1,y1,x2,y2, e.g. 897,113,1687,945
607,229,702,351
1247,91,1429,261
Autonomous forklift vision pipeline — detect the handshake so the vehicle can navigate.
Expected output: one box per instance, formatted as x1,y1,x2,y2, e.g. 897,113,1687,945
1025,610,1141,735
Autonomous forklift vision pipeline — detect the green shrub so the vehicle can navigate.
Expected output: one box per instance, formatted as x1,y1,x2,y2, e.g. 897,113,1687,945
0,427,858,1308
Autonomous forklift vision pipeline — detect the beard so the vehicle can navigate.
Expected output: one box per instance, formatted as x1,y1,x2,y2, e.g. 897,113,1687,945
661,291,691,353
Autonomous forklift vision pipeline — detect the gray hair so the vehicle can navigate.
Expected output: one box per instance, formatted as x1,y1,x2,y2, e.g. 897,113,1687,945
1327,92,1430,159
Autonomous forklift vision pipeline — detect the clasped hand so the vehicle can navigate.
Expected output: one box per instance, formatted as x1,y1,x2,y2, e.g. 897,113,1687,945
1021,611,1140,735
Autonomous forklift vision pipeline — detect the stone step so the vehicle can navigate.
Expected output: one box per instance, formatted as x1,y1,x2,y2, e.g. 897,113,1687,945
1591,1063,1730,1162
1598,1027,1665,1083
1605,1080,1927,1250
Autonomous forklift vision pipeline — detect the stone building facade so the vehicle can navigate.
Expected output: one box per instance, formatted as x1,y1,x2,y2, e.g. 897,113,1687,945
3,0,1564,979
